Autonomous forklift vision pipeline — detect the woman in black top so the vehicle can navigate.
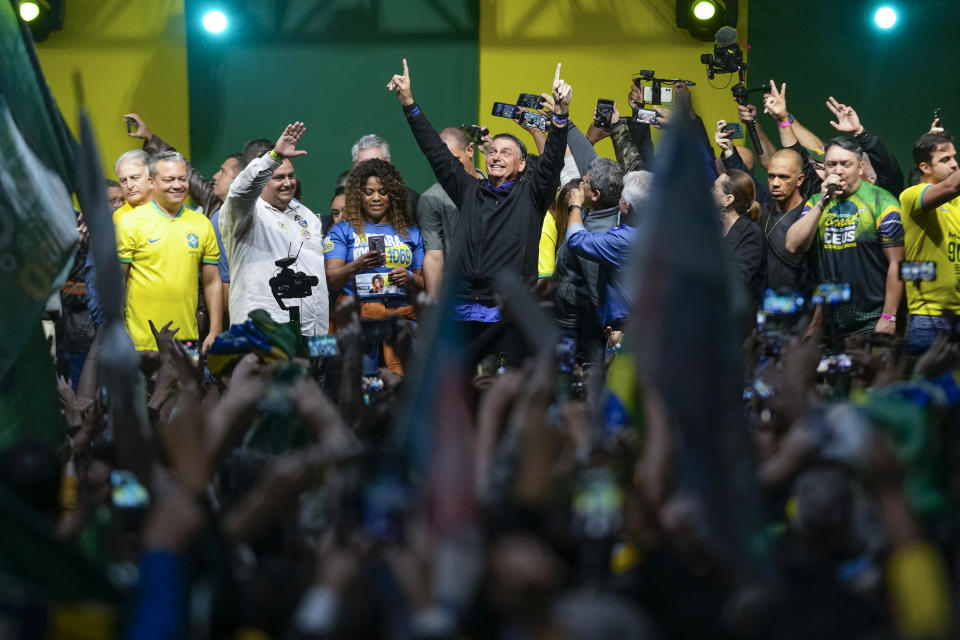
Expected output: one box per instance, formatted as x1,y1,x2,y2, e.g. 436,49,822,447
713,168,765,314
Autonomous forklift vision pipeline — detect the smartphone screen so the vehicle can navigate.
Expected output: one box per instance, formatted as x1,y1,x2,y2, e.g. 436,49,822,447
723,122,744,139
634,108,657,125
516,93,543,109
594,99,614,129
492,102,520,119
520,111,548,131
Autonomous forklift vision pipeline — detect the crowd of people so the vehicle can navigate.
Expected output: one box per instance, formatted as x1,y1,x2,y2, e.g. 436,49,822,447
10,55,960,639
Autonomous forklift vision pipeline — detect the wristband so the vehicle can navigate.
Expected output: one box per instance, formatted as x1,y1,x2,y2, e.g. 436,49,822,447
552,115,568,125
881,313,896,322
778,120,791,128
268,149,282,163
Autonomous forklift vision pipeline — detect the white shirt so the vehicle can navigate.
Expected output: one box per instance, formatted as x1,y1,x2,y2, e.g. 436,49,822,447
220,154,329,335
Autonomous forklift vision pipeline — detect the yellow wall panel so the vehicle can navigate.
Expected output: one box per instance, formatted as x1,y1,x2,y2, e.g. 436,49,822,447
35,0,190,180
478,0,749,160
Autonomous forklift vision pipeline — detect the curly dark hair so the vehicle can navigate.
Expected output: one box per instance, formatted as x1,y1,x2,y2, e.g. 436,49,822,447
342,159,411,238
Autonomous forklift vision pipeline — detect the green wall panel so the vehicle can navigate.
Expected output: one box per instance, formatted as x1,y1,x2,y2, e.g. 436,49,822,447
748,0,959,180
185,0,479,212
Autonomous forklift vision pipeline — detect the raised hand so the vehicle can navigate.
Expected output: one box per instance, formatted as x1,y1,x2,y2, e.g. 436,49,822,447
738,103,759,124
628,83,644,111
762,80,788,121
273,122,308,159
929,117,945,135
386,58,414,106
552,63,572,114
149,319,181,355
826,96,863,135
122,113,152,139
715,120,734,154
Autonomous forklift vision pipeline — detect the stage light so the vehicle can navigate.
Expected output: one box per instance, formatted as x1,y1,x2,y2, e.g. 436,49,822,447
677,0,736,42
202,10,227,34
692,1,717,20
874,6,896,29
19,1,40,22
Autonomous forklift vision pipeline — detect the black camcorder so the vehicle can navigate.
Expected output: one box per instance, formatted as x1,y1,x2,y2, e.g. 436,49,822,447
270,256,319,314
700,26,743,79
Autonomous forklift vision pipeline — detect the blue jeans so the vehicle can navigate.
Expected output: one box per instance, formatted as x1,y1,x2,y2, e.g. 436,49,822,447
908,314,951,352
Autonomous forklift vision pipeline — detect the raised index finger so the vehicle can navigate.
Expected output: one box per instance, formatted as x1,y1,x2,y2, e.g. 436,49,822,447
402,58,409,78
554,63,562,85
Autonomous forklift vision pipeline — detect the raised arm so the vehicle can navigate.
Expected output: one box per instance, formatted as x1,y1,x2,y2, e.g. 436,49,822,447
530,63,571,211
716,119,773,210
221,122,306,244
125,112,219,215
610,102,644,172
737,103,776,169
826,97,903,194
388,59,472,207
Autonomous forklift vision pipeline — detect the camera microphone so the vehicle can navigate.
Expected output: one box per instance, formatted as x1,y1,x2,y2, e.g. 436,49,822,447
715,26,737,48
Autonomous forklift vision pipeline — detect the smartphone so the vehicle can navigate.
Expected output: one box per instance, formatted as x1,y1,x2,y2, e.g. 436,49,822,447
811,282,851,306
306,335,339,358
723,122,744,139
594,99,614,129
460,124,486,143
125,117,136,134
516,93,544,109
934,107,944,126
111,470,150,509
492,102,521,119
643,84,673,105
900,261,937,282
182,340,200,364
763,289,804,316
367,234,385,266
634,108,658,125
519,110,548,131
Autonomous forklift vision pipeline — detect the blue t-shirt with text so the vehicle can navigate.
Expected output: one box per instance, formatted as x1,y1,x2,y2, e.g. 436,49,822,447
324,220,424,298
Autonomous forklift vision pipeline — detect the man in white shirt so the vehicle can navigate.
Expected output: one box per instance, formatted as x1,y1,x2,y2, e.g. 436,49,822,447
220,122,329,335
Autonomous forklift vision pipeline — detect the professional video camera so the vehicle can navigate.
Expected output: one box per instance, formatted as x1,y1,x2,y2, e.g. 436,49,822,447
699,26,764,155
269,250,319,330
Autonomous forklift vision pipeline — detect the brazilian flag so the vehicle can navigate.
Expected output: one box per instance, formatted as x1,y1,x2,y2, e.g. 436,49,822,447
0,0,78,450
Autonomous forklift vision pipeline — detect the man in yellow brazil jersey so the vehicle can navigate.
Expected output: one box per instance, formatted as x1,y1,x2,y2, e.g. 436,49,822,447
900,132,960,349
116,151,223,352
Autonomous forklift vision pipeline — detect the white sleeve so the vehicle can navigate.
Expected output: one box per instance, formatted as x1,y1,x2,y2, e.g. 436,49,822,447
560,153,580,185
220,153,281,247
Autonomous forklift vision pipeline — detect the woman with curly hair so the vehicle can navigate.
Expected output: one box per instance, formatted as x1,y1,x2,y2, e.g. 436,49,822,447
324,159,424,373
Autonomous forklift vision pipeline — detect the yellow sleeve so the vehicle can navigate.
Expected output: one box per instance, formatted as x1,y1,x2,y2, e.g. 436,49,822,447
116,214,137,263
888,542,952,639
537,213,558,278
200,217,220,265
899,183,931,218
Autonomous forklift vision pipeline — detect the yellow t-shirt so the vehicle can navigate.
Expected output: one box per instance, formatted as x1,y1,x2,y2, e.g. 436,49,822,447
116,201,219,350
112,201,134,227
899,183,960,316
537,213,558,278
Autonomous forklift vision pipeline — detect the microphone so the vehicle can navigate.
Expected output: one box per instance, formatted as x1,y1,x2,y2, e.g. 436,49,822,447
715,26,737,48
821,182,839,207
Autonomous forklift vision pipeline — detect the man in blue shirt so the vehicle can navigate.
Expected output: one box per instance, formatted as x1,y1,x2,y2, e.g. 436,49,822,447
565,171,652,344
